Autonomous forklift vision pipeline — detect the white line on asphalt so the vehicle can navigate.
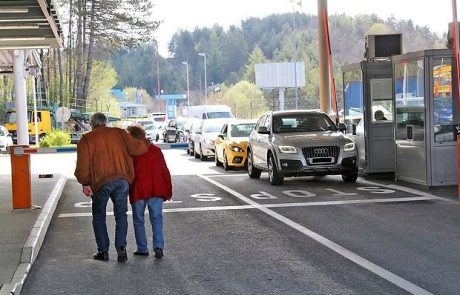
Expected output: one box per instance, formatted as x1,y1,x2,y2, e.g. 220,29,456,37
58,196,437,218
198,174,433,295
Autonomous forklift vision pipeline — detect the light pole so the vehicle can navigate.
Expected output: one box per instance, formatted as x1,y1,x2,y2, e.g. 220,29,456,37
181,61,190,108
290,0,302,109
198,52,207,104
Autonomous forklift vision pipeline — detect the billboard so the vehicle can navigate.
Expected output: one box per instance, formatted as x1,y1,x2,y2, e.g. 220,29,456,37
255,62,306,89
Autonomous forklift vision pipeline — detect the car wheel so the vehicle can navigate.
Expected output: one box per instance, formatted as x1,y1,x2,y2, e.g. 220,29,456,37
247,149,261,179
200,145,207,161
189,141,194,155
155,134,159,142
342,173,358,183
223,151,231,171
268,153,283,185
215,149,222,166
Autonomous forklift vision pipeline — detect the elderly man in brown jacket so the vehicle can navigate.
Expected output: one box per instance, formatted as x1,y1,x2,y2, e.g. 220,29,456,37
75,112,148,263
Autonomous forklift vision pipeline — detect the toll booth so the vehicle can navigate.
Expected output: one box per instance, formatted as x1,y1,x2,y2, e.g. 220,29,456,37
342,60,395,174
392,49,458,186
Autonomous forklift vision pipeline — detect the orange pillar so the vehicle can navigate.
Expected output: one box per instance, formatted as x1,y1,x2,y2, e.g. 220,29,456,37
9,145,31,209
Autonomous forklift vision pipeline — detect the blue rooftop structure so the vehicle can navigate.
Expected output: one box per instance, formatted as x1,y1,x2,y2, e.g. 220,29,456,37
110,88,125,101
154,94,187,119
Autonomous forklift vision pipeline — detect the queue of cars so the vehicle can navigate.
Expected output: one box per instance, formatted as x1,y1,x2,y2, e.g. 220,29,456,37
182,109,358,185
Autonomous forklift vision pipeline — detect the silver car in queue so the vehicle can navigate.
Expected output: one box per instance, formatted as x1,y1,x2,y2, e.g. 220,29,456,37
247,110,358,185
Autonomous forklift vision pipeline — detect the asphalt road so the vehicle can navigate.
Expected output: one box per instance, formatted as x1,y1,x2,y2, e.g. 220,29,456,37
20,149,460,295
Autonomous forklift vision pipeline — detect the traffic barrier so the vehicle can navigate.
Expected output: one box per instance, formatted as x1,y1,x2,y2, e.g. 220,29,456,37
153,142,188,149
8,146,77,209
9,145,32,209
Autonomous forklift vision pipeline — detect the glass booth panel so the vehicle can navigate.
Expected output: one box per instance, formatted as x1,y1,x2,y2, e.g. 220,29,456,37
343,68,363,133
395,59,425,141
370,78,393,122
432,57,455,142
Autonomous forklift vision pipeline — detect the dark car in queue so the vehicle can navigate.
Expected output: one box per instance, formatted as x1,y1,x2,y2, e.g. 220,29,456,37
247,110,358,185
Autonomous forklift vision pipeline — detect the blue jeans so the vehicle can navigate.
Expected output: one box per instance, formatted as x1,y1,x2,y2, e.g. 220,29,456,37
91,179,129,252
131,197,164,253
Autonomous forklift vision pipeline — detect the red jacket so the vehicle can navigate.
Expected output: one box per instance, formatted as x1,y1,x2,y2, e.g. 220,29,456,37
129,144,172,204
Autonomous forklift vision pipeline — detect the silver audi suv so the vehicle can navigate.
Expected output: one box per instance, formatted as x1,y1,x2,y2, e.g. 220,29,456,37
247,110,358,185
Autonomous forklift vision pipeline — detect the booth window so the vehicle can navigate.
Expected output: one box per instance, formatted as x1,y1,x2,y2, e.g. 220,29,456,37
394,59,425,141
343,69,363,133
432,58,455,142
370,78,393,123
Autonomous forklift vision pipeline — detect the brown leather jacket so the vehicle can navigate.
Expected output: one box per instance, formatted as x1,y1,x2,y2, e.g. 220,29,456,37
74,126,148,193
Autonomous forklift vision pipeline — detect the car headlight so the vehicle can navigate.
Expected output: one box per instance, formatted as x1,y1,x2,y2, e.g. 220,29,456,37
231,146,243,152
278,146,297,153
344,142,355,151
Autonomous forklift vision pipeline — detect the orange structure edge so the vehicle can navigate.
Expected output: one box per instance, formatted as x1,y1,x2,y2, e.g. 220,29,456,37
9,145,31,209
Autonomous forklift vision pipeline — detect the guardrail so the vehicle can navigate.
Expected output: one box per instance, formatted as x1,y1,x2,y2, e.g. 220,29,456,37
1,142,188,155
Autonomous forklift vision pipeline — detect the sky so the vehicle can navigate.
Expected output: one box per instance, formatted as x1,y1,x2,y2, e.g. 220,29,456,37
151,0,453,56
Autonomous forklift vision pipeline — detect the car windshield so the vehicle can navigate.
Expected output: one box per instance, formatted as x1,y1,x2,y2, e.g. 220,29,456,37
204,122,224,133
273,113,337,133
231,123,255,137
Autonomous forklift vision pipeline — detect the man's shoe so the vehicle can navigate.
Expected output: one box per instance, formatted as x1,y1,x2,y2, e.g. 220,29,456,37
133,251,149,256
116,246,128,263
93,251,109,261
154,247,163,259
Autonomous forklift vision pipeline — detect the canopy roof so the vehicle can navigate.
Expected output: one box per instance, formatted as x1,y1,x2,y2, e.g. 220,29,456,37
0,0,63,71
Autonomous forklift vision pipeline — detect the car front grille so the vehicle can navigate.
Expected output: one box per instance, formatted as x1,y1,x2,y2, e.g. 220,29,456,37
302,146,340,165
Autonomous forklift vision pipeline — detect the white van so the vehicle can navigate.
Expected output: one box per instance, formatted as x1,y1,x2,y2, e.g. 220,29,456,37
185,105,234,119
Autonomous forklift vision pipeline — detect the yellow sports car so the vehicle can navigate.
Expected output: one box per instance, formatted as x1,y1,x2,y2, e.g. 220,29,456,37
214,120,256,170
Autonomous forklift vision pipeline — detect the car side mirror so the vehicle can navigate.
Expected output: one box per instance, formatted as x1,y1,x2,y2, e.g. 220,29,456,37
257,126,270,134
196,129,202,134
337,122,347,132
217,134,224,139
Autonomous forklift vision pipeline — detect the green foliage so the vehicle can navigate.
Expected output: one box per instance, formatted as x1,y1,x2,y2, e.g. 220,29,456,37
39,129,71,147
222,81,266,119
85,60,120,117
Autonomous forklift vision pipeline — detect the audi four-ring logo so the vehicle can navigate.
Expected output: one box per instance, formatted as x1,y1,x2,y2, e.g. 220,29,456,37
314,148,328,154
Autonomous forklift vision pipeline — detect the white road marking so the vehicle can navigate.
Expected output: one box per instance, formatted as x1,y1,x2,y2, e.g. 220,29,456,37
60,196,438,218
198,174,434,295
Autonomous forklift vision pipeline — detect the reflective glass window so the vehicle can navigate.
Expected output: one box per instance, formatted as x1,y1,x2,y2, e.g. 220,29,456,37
343,68,363,132
370,78,393,123
433,58,455,142
394,59,425,141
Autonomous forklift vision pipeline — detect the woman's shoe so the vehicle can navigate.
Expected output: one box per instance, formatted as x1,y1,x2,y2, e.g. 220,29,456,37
154,247,163,259
93,251,109,261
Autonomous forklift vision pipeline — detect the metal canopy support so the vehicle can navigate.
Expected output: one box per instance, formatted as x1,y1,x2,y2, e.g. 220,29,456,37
13,49,29,146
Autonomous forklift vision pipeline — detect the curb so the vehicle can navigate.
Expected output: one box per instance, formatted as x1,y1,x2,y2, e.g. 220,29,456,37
0,174,68,295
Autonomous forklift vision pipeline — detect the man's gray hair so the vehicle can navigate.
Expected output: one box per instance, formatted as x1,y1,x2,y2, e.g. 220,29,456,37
90,112,108,128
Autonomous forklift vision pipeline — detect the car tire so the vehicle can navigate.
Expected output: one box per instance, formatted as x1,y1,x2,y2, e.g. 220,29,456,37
268,153,283,185
223,151,230,171
247,149,261,179
155,134,159,142
215,149,222,166
342,173,358,182
189,141,194,155
200,145,207,161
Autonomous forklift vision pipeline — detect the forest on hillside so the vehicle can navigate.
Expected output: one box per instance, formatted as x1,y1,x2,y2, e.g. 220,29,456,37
111,12,446,110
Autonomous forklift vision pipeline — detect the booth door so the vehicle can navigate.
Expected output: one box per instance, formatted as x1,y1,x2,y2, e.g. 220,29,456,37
394,59,427,185
430,57,457,186
367,77,394,173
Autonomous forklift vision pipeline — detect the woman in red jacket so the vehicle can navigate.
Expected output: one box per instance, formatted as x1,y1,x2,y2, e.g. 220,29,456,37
127,125,172,259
